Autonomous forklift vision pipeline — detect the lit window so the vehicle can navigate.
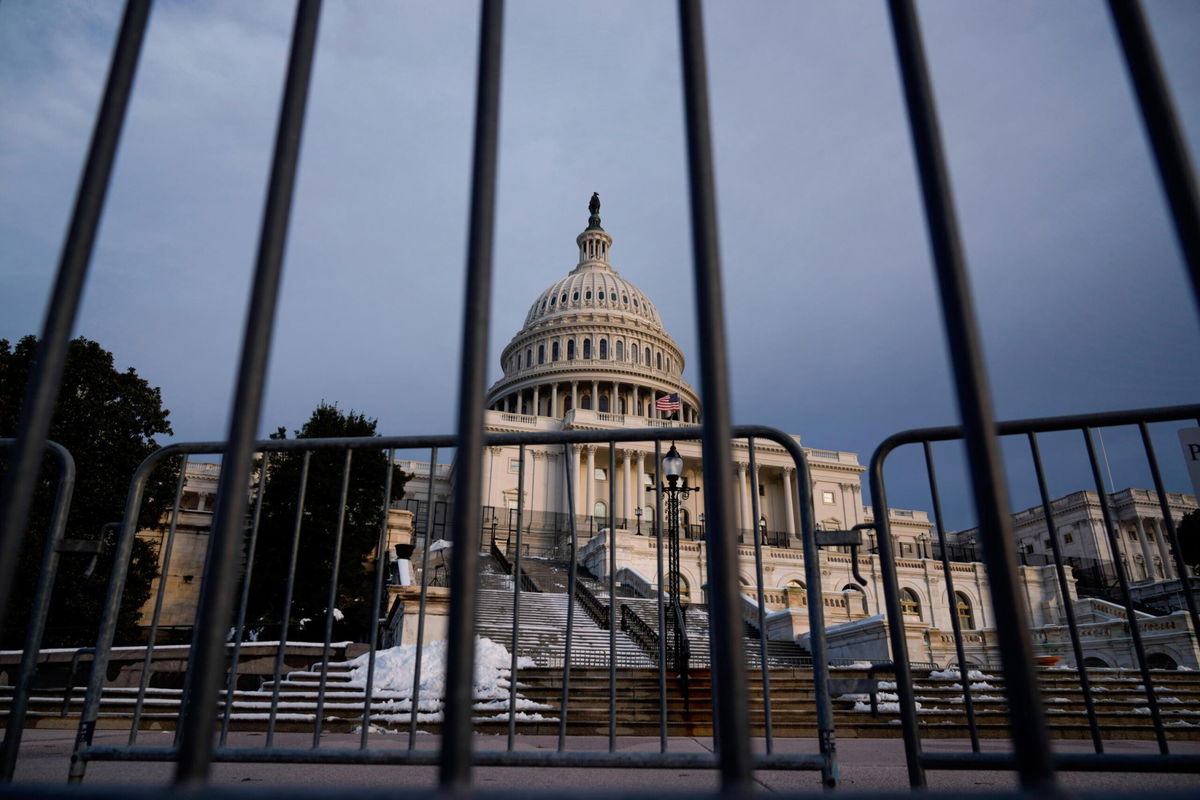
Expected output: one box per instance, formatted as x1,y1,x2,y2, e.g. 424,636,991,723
822,490,835,505
900,589,921,617
595,468,607,480
956,593,975,629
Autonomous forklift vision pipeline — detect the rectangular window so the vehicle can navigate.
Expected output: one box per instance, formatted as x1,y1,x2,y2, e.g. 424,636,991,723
1063,533,1073,544
759,485,766,496
508,458,521,473
822,490,835,505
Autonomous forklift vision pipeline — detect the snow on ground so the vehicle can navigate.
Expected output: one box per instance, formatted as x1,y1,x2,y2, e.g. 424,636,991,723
343,637,553,722
928,667,994,680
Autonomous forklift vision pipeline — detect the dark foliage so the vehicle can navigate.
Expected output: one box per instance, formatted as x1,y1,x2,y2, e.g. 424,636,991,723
243,403,408,642
0,335,176,648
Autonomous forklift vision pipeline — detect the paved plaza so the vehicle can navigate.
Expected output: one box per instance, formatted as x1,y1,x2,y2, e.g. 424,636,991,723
8,730,1199,794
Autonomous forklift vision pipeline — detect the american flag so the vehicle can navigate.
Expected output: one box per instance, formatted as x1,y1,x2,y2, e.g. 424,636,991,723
655,392,681,412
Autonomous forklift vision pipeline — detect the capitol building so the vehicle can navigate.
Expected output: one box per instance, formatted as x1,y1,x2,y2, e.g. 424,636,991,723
138,196,1198,672
393,195,1199,671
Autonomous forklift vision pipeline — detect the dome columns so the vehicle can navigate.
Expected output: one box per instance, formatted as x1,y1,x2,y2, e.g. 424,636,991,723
491,378,700,423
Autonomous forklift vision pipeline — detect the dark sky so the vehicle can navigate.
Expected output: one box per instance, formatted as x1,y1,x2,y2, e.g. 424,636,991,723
2,0,1198,530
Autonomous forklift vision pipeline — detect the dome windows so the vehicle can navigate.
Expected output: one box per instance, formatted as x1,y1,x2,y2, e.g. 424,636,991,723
645,347,651,365
573,291,579,301
562,293,568,303
583,338,592,359
615,341,624,361
550,296,556,306
585,290,592,300
526,348,532,368
656,352,663,370
622,294,628,304
599,339,608,360
567,339,576,360
631,344,639,364
552,341,560,361
537,344,545,365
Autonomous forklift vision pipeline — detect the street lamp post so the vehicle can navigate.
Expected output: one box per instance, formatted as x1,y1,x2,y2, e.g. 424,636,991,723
648,442,699,675
635,506,642,535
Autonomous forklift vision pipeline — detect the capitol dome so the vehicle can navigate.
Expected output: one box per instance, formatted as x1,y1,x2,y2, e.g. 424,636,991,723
486,194,700,423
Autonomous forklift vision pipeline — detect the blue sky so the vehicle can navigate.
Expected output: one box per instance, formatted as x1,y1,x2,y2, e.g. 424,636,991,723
2,0,1198,529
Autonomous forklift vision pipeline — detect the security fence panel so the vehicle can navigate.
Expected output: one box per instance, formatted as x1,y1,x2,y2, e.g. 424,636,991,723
869,403,1200,786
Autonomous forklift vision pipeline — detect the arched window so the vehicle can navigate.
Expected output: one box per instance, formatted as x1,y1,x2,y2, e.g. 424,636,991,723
786,579,806,590
582,393,592,410
564,395,573,412
843,584,868,614
583,339,592,359
599,339,608,359
656,352,663,370
956,592,975,630
552,341,560,361
670,572,691,603
1148,652,1179,670
615,341,624,361
526,348,532,367
537,344,545,365
1083,656,1110,668
594,501,607,525
631,344,639,364
599,394,609,412
567,340,576,360
645,347,651,364
900,588,921,618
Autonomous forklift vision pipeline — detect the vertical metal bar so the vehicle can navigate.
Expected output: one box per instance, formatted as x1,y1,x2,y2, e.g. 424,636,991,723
440,0,503,787
68,454,160,783
676,0,752,788
174,1,322,785
312,449,353,747
1083,428,1168,752
360,447,395,749
1107,0,1200,317
128,454,189,746
747,439,773,753
409,447,439,749
867,453,924,788
221,452,271,745
653,440,667,753
886,1,1053,790
0,443,75,781
0,0,150,641
922,442,980,753
557,443,578,752
267,452,310,747
607,444,617,752
1138,424,1200,639
507,445,526,748
1027,433,1104,752
790,448,837,789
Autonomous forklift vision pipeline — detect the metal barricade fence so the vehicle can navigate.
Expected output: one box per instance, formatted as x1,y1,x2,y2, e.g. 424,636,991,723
58,427,837,787
869,403,1200,787
0,0,1197,796
0,440,75,781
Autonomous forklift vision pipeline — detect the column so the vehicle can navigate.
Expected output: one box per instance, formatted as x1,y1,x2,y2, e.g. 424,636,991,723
591,380,599,410
783,468,796,535
585,445,596,520
632,386,639,417
1149,517,1174,579
550,384,558,417
527,452,539,531
571,381,578,411
543,450,555,527
1134,517,1156,581
532,386,540,417
572,445,582,515
622,449,633,522
613,381,619,413
737,462,750,532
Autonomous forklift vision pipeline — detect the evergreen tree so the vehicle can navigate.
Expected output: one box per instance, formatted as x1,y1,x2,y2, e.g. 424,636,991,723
0,336,176,648
244,403,408,641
